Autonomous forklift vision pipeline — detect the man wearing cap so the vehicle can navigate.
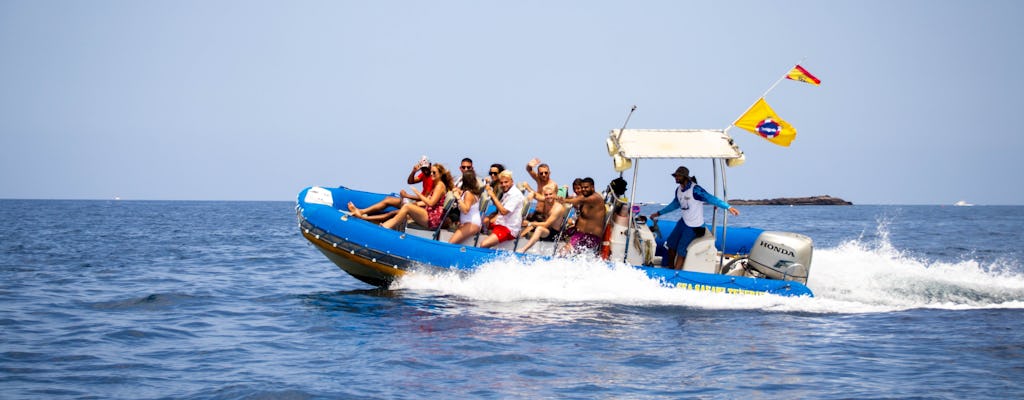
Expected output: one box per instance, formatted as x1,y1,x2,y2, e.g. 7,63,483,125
650,166,740,270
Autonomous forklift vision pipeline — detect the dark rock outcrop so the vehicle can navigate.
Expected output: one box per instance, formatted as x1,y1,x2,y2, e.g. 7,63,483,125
729,195,852,206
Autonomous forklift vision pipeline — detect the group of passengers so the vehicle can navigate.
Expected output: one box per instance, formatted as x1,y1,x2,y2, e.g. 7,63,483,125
346,156,607,256
346,155,744,269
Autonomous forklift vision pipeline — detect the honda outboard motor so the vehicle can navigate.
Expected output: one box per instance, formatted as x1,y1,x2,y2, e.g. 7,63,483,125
747,231,813,284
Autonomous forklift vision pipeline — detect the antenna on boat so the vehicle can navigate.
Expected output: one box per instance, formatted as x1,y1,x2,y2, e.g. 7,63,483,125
614,105,637,178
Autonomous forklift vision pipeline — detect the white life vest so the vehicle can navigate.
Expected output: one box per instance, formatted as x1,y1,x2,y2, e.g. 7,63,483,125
676,184,704,227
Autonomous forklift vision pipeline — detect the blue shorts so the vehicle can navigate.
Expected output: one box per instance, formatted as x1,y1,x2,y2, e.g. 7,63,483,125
665,221,706,260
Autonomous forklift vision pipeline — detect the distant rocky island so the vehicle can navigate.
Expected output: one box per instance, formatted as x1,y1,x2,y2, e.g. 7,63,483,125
729,195,852,206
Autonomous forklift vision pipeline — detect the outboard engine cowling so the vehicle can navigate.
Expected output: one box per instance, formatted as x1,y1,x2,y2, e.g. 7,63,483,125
748,231,813,284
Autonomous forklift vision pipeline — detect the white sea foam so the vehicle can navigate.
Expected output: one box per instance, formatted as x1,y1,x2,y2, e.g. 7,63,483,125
393,225,1024,314
810,238,1024,311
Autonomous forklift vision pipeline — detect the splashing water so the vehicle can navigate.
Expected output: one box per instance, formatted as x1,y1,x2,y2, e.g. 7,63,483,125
394,221,1024,314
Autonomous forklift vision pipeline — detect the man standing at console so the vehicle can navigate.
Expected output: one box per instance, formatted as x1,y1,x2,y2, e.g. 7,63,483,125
650,166,739,270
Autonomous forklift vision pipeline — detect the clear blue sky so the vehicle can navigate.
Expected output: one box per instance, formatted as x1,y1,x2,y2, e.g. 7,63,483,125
2,0,1022,205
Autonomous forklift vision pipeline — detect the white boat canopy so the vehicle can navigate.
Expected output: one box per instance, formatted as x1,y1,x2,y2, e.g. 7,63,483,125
604,128,743,264
610,129,743,159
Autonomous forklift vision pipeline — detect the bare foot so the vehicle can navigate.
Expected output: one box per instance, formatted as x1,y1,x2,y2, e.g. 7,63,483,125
347,201,363,217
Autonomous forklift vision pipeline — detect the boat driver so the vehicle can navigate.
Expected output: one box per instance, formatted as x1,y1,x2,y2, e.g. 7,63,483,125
650,166,739,270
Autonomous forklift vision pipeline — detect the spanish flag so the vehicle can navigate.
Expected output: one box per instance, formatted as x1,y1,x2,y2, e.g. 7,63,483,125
733,98,797,147
786,65,820,86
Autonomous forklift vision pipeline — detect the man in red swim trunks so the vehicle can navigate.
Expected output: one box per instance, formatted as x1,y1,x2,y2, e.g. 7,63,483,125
479,170,525,248
559,177,606,256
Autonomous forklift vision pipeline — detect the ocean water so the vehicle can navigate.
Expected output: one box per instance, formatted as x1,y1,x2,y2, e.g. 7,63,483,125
2,200,1023,399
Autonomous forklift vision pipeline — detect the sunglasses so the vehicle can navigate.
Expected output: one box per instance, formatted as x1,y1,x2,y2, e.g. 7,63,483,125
489,171,499,175
460,165,473,170
539,171,550,175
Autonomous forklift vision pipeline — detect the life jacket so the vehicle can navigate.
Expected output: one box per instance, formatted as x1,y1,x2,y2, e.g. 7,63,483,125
676,183,704,227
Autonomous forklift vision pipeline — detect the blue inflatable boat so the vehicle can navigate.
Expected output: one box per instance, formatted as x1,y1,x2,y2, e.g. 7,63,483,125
297,184,814,297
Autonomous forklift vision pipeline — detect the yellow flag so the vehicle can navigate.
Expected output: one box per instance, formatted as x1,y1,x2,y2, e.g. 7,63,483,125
733,98,797,147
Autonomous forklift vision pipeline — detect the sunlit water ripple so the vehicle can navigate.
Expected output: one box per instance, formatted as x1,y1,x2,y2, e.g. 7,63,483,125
2,200,1022,398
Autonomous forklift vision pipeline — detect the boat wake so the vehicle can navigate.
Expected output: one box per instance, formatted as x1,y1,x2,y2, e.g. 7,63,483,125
394,256,813,312
394,226,1024,314
809,234,1024,312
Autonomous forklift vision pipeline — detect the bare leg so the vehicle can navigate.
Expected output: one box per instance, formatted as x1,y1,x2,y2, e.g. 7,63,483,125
347,201,362,217
405,204,430,229
448,223,481,244
381,206,411,230
382,203,429,230
673,238,693,270
518,226,549,253
479,233,500,248
354,196,402,219
360,210,398,223
674,255,685,270
373,196,403,213
449,225,467,244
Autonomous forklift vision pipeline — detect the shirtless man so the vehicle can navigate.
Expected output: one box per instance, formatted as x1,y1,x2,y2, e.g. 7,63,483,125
525,158,557,202
559,177,606,256
519,181,554,227
517,185,568,253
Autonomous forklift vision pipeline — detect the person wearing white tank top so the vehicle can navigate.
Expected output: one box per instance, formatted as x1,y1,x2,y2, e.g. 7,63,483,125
448,171,483,244
649,166,740,270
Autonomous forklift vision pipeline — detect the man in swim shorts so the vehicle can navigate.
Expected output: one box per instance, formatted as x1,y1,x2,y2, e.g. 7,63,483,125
559,177,606,256
479,170,525,248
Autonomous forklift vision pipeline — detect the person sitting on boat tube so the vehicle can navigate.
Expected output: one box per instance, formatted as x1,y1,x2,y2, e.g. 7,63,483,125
479,170,525,248
376,163,454,231
559,178,584,234
348,156,436,221
483,163,506,206
516,184,568,253
649,166,739,270
448,171,483,244
518,181,553,229
558,177,606,256
481,163,508,228
452,157,486,189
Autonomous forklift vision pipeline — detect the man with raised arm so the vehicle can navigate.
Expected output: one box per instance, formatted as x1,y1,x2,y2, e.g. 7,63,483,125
525,158,558,202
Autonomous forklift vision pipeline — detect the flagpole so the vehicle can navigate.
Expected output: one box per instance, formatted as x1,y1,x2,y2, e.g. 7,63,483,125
760,57,806,99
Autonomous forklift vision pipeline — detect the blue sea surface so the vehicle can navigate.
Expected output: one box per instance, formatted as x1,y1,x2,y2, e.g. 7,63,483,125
2,200,1023,399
